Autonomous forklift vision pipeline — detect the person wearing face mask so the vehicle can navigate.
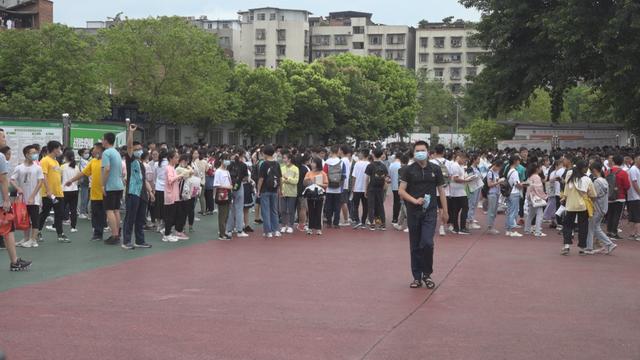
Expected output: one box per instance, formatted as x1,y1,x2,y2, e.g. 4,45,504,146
213,154,233,240
11,145,44,248
61,149,81,234
77,148,90,219
121,124,154,249
174,154,194,240
399,141,448,289
37,140,68,243
226,149,249,238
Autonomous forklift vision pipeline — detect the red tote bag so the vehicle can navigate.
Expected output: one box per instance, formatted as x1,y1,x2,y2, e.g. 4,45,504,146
12,197,30,231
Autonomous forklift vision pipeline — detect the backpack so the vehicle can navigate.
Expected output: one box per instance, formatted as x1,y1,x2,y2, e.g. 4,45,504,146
481,172,491,198
264,161,280,192
228,162,242,191
606,169,621,202
370,162,387,188
328,162,344,188
436,159,450,186
500,169,515,197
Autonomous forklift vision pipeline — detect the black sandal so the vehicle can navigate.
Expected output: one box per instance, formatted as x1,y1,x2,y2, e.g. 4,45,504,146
410,280,422,288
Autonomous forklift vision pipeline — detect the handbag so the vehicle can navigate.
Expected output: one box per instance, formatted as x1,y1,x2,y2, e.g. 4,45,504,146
215,188,230,205
0,209,14,236
583,195,594,218
12,196,30,231
531,195,547,208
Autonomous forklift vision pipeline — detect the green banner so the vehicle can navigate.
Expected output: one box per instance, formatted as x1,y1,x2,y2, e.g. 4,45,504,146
70,123,126,150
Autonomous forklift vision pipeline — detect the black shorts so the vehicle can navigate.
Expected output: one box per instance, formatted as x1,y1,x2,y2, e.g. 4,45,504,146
27,205,39,229
104,190,123,211
627,200,640,223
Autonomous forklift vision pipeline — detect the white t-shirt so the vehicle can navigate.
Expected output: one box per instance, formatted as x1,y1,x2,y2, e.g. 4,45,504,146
341,157,352,190
507,168,520,195
213,169,231,188
11,163,44,206
627,165,640,201
61,163,81,192
448,162,466,197
352,160,369,193
155,159,168,192
553,167,566,195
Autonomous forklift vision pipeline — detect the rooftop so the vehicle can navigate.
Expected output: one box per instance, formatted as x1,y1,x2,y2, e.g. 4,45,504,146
238,7,312,15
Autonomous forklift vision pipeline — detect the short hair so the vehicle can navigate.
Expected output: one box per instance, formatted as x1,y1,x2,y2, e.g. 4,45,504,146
23,145,36,156
178,154,190,163
0,146,10,155
340,145,352,155
47,140,62,153
263,145,275,156
103,132,116,145
372,148,384,159
413,140,429,150
434,144,445,154
613,154,624,166
93,142,103,149
330,145,340,154
132,141,141,147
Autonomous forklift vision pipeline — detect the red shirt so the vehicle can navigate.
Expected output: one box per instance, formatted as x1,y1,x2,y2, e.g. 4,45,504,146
606,166,630,201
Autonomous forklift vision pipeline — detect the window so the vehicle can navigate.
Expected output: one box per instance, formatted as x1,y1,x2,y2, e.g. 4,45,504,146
466,67,478,78
313,51,322,59
304,30,309,44
369,50,382,57
210,129,223,146
369,34,383,45
250,14,254,21
312,35,330,46
434,54,445,63
467,36,481,48
277,29,286,41
255,60,266,68
222,22,230,29
255,45,266,55
335,35,348,46
353,26,365,34
434,68,444,78
353,42,365,49
257,13,266,21
419,67,429,77
166,127,180,146
419,53,429,63
281,15,285,21
270,13,276,21
434,37,445,48
219,36,231,47
420,37,429,48
385,50,404,61
277,45,286,56
207,23,212,29
256,29,266,40
467,53,480,64
450,67,462,80
451,37,462,48
276,59,283,68
387,34,405,45
450,84,462,93
451,53,462,63
228,131,240,145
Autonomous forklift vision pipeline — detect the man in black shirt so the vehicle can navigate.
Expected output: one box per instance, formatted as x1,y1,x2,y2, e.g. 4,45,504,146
257,145,282,237
226,149,250,237
399,141,448,289
365,148,389,230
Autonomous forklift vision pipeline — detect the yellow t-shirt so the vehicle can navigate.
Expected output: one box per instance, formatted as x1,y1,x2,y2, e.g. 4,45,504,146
40,156,64,198
82,158,104,201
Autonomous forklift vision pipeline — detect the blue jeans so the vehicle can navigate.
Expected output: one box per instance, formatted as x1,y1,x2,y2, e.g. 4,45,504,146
79,184,89,215
486,193,499,228
505,192,520,231
260,191,279,234
467,189,481,222
226,189,245,233
123,194,147,245
407,207,437,280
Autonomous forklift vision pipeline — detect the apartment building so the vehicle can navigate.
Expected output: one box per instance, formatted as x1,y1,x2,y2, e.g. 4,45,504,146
0,0,53,29
190,16,241,58
415,21,488,93
237,7,310,69
309,11,415,69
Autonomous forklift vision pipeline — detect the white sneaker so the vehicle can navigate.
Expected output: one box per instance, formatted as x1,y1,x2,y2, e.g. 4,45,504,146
274,231,282,237
16,239,28,247
45,225,56,232
162,235,178,242
286,227,294,234
280,227,287,233
70,228,78,233
487,228,500,235
439,225,446,236
403,228,409,233
448,225,454,232
266,232,273,238
339,222,350,227
22,239,38,248
78,214,88,219
509,231,523,237
468,223,481,230
194,217,201,222
393,224,402,231
237,232,249,238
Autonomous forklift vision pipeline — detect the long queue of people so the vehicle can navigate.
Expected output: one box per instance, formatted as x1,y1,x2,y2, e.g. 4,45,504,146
2,122,636,272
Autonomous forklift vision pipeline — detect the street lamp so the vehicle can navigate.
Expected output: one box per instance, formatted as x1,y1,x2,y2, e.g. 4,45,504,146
62,113,70,146
493,137,497,149
616,134,620,147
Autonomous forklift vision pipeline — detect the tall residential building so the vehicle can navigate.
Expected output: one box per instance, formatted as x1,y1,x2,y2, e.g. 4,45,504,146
189,16,241,58
414,21,488,93
237,7,311,69
309,11,415,69
0,0,53,29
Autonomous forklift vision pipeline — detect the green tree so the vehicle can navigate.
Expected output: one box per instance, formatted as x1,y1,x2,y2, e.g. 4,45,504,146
233,65,293,141
278,60,347,142
460,0,635,128
96,17,232,131
0,24,110,120
416,76,457,131
465,119,511,149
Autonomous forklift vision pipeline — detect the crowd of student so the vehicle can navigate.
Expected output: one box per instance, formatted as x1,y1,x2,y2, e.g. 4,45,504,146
1,123,636,273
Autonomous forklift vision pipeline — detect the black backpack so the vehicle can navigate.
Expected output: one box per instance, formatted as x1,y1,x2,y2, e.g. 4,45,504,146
606,169,621,202
481,172,490,198
264,161,280,192
370,162,387,188
228,162,241,192
500,169,515,197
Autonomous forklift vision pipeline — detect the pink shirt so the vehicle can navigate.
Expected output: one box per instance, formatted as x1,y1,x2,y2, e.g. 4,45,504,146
164,165,180,205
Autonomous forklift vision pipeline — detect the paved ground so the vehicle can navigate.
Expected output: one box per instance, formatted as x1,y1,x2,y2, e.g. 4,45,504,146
1,208,639,360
